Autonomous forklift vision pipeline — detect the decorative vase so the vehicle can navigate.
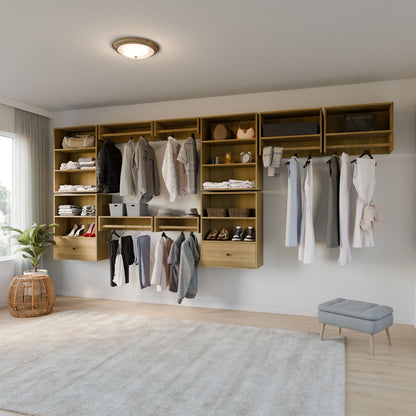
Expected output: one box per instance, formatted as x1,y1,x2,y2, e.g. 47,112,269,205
7,272,55,318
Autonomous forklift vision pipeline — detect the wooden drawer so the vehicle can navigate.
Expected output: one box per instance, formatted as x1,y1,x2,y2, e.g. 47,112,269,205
201,241,257,269
54,237,97,261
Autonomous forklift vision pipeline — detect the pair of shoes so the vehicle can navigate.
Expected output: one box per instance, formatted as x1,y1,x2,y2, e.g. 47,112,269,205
67,224,85,237
206,228,219,240
217,228,229,240
83,223,96,237
231,226,255,242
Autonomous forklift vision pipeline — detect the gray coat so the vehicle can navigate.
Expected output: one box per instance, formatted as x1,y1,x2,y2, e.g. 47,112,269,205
177,136,199,194
135,136,160,202
177,234,200,304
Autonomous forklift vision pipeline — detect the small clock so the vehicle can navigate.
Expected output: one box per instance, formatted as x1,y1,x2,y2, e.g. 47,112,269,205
240,151,252,164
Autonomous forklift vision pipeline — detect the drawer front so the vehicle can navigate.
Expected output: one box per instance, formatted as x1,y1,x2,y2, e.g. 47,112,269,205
54,237,97,261
201,241,257,269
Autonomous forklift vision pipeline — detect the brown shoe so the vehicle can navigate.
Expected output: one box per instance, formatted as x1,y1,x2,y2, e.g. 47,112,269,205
217,228,230,240
206,228,219,240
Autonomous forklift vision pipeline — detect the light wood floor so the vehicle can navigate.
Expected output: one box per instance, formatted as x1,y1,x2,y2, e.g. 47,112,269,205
1,296,415,416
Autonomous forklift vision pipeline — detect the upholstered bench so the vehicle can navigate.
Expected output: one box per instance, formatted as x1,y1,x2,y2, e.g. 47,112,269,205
318,298,393,355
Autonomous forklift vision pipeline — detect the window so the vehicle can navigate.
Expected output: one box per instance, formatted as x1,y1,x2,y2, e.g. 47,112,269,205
0,134,13,258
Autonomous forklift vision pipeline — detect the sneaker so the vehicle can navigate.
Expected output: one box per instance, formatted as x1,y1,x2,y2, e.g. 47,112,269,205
244,227,255,241
206,228,219,240
217,228,230,240
232,226,243,241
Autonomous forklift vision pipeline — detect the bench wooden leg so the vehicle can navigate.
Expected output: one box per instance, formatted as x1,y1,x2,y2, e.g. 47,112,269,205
319,323,326,340
338,327,342,335
370,334,374,356
386,327,392,346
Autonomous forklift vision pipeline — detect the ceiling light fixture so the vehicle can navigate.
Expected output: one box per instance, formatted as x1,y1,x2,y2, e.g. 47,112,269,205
112,37,160,60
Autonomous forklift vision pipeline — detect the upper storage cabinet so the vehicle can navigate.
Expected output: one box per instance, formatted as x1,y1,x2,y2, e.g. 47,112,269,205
200,113,262,190
324,102,393,155
98,121,153,143
153,117,200,140
259,108,322,158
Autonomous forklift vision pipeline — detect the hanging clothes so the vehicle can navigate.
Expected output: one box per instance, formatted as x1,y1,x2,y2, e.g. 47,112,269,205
97,139,122,193
109,235,135,287
338,152,352,265
298,160,316,264
134,136,160,203
162,136,188,202
285,156,302,247
119,139,137,197
167,232,185,293
135,235,151,289
262,146,283,176
352,158,382,248
327,155,340,248
164,236,174,287
151,235,173,291
177,136,199,194
177,233,200,304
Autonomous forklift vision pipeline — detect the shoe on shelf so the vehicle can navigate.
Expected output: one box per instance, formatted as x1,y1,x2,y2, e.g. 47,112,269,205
206,228,219,240
67,224,78,237
83,223,96,237
217,228,230,241
232,226,243,241
244,226,255,241
74,224,85,237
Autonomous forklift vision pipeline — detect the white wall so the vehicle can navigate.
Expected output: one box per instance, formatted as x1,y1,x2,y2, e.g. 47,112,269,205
50,79,416,325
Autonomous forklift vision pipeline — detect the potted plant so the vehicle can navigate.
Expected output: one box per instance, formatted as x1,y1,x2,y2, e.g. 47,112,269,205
2,222,59,317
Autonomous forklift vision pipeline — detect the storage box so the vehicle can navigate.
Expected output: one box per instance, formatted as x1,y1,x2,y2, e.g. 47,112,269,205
344,113,376,132
262,121,319,137
109,203,126,216
126,203,148,216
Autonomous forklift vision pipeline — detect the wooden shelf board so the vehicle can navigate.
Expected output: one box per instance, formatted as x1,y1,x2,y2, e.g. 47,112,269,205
101,131,152,138
100,225,151,230
155,225,197,230
326,130,391,138
261,134,320,141
54,191,97,195
202,240,256,244
156,127,197,133
55,168,96,173
99,216,152,219
54,215,95,219
202,188,258,191
201,138,256,146
280,146,321,151
326,143,389,150
202,216,255,220
54,147,96,153
202,163,256,168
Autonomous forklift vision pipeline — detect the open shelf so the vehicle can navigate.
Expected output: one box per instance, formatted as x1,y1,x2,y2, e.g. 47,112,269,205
55,168,96,173
153,117,200,140
202,163,255,168
98,216,153,232
54,147,96,153
154,216,200,233
98,121,154,142
201,138,256,146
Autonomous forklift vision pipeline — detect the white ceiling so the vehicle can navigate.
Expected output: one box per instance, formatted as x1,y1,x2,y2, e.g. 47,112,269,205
1,0,416,112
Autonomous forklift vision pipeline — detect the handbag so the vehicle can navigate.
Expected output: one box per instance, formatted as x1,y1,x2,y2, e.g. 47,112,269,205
213,124,233,140
236,120,255,139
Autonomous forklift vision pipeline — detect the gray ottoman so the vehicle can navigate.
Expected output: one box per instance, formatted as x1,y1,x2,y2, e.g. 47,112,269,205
318,298,393,355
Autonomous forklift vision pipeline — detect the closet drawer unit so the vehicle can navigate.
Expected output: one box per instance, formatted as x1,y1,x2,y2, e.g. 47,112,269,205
201,241,256,269
54,237,97,261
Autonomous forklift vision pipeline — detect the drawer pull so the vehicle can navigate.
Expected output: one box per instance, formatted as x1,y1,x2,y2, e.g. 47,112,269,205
226,253,231,256
72,247,76,250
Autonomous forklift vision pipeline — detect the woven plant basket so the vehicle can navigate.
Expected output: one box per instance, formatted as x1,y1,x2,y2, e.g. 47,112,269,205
7,274,55,318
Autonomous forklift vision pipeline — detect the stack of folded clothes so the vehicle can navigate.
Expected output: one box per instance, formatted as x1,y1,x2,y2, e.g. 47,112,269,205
202,181,230,189
58,205,82,216
81,205,96,216
60,160,81,170
203,179,256,189
78,157,95,169
57,184,96,192
229,179,256,189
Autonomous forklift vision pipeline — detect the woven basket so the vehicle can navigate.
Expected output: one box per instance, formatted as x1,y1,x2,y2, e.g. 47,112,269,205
228,208,253,217
7,274,55,318
206,208,227,217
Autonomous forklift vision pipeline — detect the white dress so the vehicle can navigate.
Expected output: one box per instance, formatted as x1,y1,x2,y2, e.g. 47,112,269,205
298,161,316,263
285,156,302,247
338,152,352,265
151,237,167,292
352,158,382,248
119,139,136,197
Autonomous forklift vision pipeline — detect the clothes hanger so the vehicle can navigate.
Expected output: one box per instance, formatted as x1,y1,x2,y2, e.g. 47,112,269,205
285,152,298,166
161,231,168,238
303,151,312,168
190,133,195,138
107,229,120,243
351,148,376,165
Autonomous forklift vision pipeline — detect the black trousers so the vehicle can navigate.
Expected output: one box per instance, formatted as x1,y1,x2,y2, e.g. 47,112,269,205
109,236,135,287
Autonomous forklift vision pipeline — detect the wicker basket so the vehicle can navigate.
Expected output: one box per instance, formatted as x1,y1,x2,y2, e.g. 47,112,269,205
228,208,253,217
7,274,55,318
206,208,227,217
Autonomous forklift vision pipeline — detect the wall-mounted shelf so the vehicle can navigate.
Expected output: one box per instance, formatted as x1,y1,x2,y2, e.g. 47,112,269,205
324,102,393,155
98,216,153,232
98,121,154,142
259,108,322,158
154,216,200,233
153,117,200,140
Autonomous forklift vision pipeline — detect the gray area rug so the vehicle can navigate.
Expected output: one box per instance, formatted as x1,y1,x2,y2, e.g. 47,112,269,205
0,310,345,416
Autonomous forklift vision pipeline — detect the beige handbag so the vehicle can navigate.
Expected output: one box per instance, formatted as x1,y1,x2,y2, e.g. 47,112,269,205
62,135,95,149
213,124,233,140
236,120,255,139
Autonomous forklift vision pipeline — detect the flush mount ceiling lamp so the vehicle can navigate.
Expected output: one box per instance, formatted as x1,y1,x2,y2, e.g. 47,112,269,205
112,37,160,60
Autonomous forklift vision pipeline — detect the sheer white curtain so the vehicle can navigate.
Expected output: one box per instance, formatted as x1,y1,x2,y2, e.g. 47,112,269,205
13,109,50,273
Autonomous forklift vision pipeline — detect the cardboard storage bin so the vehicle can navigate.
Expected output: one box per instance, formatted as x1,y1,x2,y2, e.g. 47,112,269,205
109,203,126,216
126,203,148,216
